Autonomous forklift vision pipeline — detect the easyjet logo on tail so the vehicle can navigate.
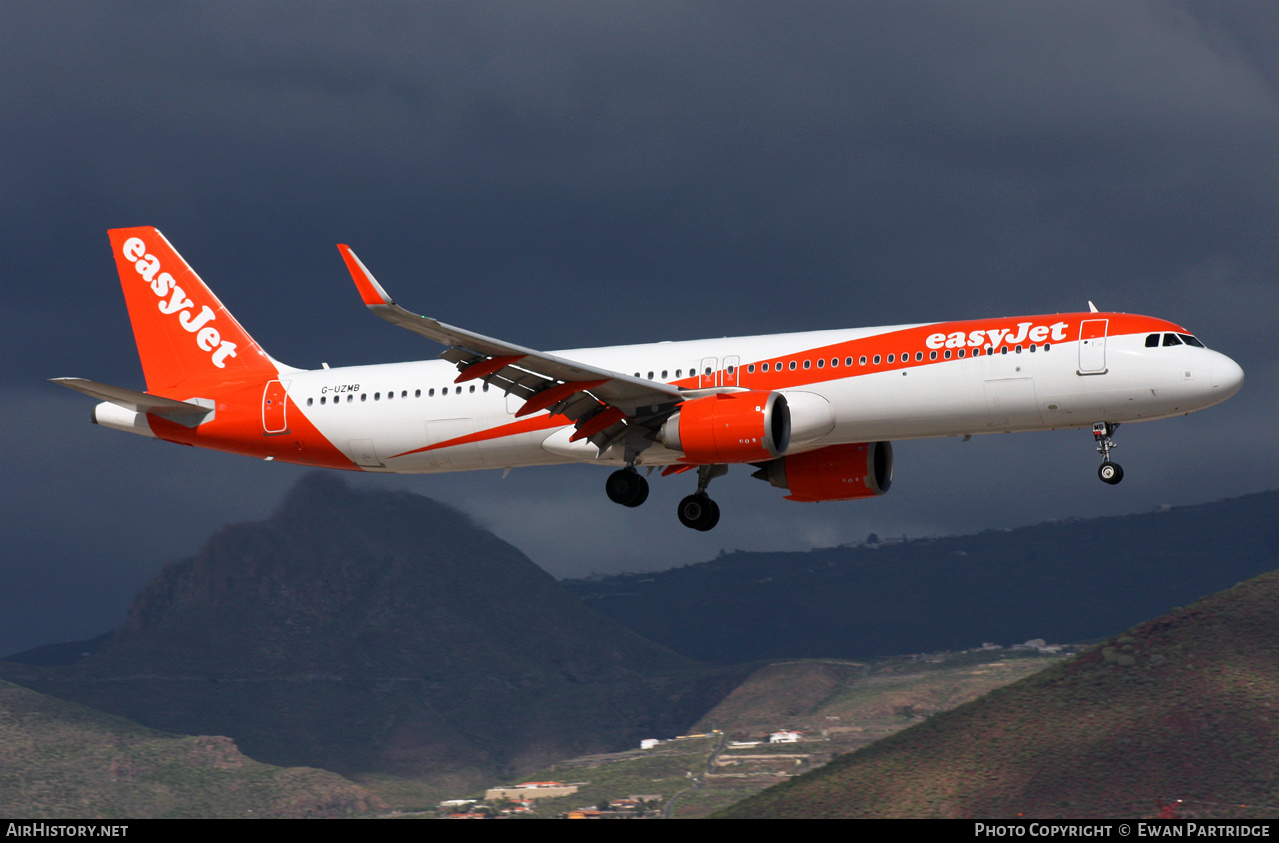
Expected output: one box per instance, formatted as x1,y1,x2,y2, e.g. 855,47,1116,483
122,237,238,368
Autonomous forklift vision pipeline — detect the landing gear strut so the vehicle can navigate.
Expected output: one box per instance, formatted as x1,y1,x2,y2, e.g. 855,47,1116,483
1093,422,1124,485
605,467,649,507
677,464,726,531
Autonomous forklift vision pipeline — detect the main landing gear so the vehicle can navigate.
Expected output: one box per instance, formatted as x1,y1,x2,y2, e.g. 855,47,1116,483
1093,422,1124,485
603,465,726,532
605,467,649,507
605,464,727,530
677,464,727,532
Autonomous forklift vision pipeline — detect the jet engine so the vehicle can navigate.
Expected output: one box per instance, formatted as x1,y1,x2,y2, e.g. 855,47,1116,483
661,391,790,463
752,441,893,501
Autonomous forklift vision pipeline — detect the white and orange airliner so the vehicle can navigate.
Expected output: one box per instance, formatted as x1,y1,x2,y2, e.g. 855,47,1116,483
56,227,1244,531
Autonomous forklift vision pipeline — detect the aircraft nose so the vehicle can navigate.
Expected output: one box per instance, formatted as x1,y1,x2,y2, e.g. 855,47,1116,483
1211,353,1244,399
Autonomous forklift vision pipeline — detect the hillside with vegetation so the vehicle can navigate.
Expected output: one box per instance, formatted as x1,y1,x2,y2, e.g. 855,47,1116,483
0,679,383,818
718,568,1279,819
443,650,1061,817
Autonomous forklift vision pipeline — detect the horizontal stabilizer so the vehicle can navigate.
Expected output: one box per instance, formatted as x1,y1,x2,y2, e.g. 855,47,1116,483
50,378,211,418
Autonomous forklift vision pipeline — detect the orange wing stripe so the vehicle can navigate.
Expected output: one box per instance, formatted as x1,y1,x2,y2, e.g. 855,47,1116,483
569,407,626,442
516,379,609,418
455,355,526,384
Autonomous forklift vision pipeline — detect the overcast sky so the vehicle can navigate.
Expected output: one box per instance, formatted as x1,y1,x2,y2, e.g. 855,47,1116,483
2,1,1276,656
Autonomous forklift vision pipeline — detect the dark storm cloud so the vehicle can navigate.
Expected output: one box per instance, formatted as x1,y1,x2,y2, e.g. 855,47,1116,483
1,1,1275,654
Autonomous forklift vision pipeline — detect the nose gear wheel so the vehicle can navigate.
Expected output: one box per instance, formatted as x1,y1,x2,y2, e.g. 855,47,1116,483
1098,462,1124,484
1092,422,1123,485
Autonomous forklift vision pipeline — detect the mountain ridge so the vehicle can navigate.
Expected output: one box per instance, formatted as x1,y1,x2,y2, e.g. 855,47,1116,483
0,473,738,798
566,490,1279,662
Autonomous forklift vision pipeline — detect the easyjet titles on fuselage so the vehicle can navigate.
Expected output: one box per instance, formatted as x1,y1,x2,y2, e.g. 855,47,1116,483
926,321,1070,350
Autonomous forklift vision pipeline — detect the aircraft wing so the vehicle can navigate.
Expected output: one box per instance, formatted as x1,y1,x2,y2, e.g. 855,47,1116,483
337,246,684,452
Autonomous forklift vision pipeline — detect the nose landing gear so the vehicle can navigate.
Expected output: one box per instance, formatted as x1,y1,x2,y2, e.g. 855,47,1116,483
1093,422,1124,485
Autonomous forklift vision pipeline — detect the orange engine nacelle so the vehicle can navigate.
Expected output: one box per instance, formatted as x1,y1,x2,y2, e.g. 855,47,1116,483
661,391,791,463
752,441,893,501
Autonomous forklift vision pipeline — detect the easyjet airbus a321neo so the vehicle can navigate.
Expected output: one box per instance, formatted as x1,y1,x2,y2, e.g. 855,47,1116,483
56,227,1245,531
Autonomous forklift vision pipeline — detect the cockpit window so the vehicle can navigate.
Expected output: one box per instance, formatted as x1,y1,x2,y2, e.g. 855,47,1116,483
1162,333,1183,347
1145,334,1160,348
1179,334,1205,348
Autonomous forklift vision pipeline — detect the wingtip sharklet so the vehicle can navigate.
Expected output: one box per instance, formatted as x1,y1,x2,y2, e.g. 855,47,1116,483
337,244,394,307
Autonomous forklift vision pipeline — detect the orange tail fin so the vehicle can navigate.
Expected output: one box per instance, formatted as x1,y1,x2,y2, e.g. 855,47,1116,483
109,227,279,392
